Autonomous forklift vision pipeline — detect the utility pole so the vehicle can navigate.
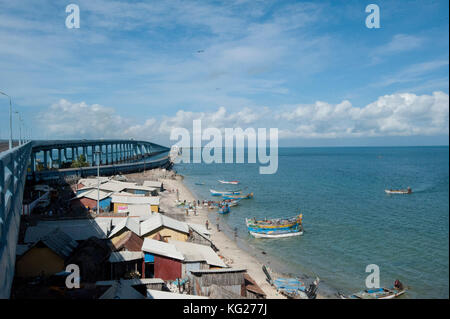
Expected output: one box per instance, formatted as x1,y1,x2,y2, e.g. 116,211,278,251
0,91,13,149
14,111,22,145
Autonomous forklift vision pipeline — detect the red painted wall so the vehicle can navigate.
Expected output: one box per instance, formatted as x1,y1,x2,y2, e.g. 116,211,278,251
79,197,97,209
154,255,181,280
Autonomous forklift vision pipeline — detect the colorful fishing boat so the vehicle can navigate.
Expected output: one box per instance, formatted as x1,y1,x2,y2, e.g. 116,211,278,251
246,214,303,238
338,286,406,299
218,180,240,185
210,189,242,196
218,205,231,214
222,192,253,200
385,187,412,194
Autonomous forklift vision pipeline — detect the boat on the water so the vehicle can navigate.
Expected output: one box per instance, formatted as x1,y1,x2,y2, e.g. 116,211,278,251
222,192,253,200
246,214,303,238
249,227,303,238
195,182,205,185
385,187,412,194
218,205,230,214
339,280,406,299
262,265,319,299
218,180,240,185
210,189,242,196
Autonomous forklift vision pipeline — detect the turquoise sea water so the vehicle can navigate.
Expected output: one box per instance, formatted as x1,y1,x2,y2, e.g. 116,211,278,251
175,146,449,299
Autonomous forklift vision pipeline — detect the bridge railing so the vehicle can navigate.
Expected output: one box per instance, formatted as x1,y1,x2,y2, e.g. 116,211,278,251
0,142,32,298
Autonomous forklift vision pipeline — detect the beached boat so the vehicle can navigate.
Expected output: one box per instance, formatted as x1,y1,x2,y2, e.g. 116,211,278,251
262,265,319,299
218,180,240,185
338,287,406,299
210,189,242,196
385,187,412,195
222,192,253,200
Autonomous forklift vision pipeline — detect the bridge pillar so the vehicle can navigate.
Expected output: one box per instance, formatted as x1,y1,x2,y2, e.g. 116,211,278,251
31,152,36,173
58,148,62,168
105,145,109,165
43,150,48,169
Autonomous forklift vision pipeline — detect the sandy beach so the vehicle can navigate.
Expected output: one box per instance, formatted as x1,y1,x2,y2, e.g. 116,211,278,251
124,169,336,299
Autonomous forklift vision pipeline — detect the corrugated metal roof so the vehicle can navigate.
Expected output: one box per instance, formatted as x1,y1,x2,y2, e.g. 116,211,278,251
123,205,154,220
111,194,160,205
140,214,189,236
24,219,109,243
99,281,146,299
189,268,247,274
79,177,109,188
188,223,211,236
168,240,227,268
112,230,144,251
143,180,162,188
147,289,208,299
108,217,140,238
141,238,185,261
75,189,113,201
108,251,143,263
39,228,78,259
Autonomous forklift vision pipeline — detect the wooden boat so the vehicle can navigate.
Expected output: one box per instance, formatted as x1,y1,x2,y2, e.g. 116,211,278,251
338,287,406,299
218,180,240,185
385,187,412,194
249,227,303,238
262,265,319,299
222,192,253,200
218,205,230,214
246,214,302,231
195,182,205,185
210,189,242,196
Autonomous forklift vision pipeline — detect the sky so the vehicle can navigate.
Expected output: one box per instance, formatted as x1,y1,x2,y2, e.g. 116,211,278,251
0,0,448,147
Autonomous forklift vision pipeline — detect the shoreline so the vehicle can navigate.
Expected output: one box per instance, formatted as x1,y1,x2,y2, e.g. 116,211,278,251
155,172,339,299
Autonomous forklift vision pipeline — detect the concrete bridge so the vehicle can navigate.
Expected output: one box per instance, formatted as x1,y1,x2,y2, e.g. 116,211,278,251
0,139,171,298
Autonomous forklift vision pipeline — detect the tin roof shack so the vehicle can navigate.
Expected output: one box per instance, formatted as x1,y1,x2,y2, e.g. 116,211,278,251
99,280,146,299
16,229,78,278
108,217,141,247
24,219,110,243
140,214,189,242
124,185,157,196
187,223,217,251
168,240,227,278
141,238,184,281
143,180,163,192
111,194,160,213
71,189,113,212
112,230,144,252
65,237,112,283
244,273,266,299
108,251,144,280
147,289,208,299
189,268,247,297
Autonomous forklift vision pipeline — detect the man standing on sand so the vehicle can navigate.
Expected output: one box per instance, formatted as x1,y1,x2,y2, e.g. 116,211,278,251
205,220,209,230
216,217,220,232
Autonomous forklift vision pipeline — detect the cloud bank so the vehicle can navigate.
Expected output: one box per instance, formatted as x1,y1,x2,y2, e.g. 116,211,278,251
37,91,449,144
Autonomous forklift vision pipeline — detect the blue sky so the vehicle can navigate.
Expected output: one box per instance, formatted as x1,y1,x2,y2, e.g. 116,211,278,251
0,0,448,146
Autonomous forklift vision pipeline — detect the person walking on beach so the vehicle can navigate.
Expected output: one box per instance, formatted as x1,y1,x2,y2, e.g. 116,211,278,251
185,208,189,216
205,220,209,230
216,217,220,232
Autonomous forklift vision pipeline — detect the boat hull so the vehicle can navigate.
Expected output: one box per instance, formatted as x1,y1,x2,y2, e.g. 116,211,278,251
249,230,303,238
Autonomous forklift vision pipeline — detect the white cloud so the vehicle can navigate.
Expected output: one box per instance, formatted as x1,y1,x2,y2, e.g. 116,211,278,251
36,92,449,144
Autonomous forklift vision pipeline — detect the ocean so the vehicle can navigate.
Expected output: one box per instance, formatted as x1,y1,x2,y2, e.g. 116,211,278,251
175,146,449,299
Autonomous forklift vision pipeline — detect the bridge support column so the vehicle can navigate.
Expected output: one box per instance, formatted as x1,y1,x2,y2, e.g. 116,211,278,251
43,150,48,169
58,149,62,168
105,145,109,165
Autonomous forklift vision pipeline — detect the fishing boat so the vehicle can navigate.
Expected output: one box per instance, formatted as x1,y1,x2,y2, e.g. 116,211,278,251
246,214,302,231
210,189,242,196
262,265,319,299
218,205,230,214
385,187,412,194
195,182,205,185
222,192,253,200
339,287,406,299
249,227,303,238
218,180,240,185
246,214,303,238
